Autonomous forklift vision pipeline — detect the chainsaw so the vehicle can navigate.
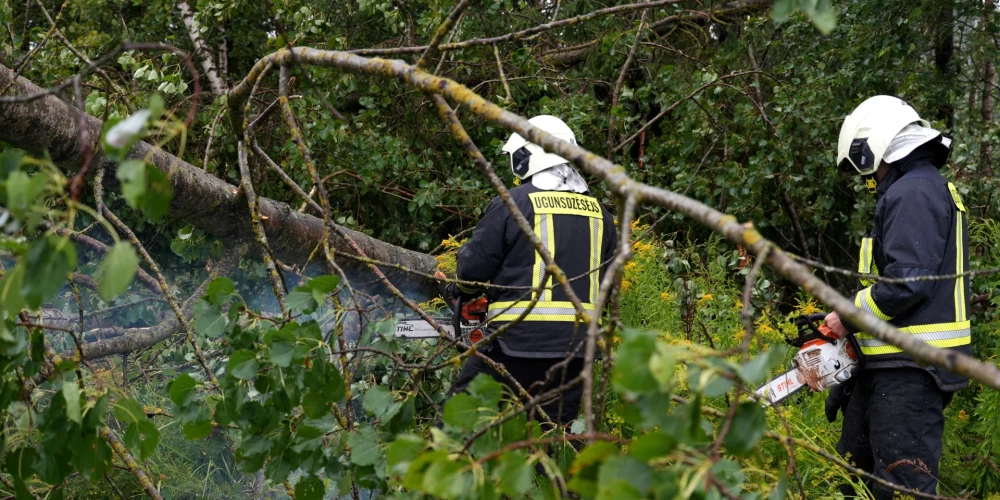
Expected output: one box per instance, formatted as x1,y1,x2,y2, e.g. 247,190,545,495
754,313,861,406
394,296,489,348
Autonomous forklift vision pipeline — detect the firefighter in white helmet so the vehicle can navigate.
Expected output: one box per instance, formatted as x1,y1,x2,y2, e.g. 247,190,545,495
824,96,970,497
449,115,616,426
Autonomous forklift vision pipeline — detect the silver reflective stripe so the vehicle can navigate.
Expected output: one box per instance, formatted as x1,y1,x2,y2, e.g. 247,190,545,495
856,327,972,348
488,306,583,319
590,217,600,303
856,288,889,321
538,215,551,301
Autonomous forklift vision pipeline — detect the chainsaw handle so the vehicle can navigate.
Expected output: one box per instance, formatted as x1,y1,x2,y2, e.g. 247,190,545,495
452,296,463,342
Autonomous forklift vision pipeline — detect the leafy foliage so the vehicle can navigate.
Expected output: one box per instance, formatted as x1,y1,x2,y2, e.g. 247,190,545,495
0,0,998,498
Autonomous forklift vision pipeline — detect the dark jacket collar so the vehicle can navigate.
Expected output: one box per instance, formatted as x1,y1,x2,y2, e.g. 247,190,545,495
876,147,940,195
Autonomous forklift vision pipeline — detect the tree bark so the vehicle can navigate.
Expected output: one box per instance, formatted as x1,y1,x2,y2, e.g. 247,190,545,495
0,64,440,296
982,0,996,174
176,0,225,97
933,0,955,129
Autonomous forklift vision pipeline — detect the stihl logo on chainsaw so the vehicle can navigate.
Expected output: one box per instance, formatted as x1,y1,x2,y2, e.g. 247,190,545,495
755,313,862,406
393,297,489,351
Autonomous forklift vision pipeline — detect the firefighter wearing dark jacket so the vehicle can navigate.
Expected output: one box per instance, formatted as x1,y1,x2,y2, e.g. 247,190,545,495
824,96,971,498
450,115,616,425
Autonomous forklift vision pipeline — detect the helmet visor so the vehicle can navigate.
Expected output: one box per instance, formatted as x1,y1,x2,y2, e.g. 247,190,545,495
837,157,858,174
510,146,532,178
838,138,876,175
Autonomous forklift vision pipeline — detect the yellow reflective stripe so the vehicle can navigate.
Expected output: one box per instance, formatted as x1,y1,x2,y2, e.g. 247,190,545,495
488,301,596,322
858,238,872,274
855,320,971,355
897,320,970,335
859,336,972,355
532,214,555,301
855,287,892,321
489,301,597,310
858,237,877,287
948,183,967,213
528,192,603,218
589,217,603,304
954,209,967,322
544,214,555,301
532,214,543,298
490,313,582,322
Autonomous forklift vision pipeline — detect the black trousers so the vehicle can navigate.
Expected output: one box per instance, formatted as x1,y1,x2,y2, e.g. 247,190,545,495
836,368,951,499
451,347,584,426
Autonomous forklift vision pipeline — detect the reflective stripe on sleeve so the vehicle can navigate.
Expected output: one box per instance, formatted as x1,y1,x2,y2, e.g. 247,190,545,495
855,287,892,321
589,217,603,304
855,321,971,355
488,300,596,322
858,237,877,287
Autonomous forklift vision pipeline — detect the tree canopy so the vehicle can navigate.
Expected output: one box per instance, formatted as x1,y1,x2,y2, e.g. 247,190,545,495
1,0,1000,498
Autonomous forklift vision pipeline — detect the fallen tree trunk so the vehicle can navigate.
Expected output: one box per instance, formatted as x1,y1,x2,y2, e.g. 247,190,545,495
0,64,439,296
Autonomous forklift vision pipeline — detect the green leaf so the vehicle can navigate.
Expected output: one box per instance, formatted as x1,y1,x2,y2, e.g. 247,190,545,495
168,373,199,406
183,419,214,440
628,431,677,461
62,380,81,424
348,425,380,466
206,277,235,304
648,343,677,391
363,385,397,419
612,329,659,394
467,373,504,407
287,287,319,314
268,340,296,368
597,456,652,497
125,419,161,460
443,393,479,430
112,397,146,424
769,474,788,500
387,435,426,480
770,0,796,22
295,474,325,500
116,160,173,220
72,432,112,482
114,398,159,461
193,300,228,338
493,451,533,497
6,170,47,219
0,150,23,180
228,350,259,380
0,263,25,314
422,455,470,499
722,402,767,457
568,440,618,497
95,242,140,301
301,388,333,419
736,346,789,385
22,236,76,310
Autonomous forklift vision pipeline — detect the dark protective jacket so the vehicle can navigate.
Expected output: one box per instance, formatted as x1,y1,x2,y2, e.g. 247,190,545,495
848,146,971,391
456,183,617,358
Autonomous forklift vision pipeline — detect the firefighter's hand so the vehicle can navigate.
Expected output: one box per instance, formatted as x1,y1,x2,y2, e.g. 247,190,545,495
824,312,849,339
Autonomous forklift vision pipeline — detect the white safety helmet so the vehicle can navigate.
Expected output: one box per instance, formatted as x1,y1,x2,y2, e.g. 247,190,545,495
837,96,951,179
502,115,578,180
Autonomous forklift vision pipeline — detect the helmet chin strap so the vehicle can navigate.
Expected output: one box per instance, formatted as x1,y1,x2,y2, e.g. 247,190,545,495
863,174,878,194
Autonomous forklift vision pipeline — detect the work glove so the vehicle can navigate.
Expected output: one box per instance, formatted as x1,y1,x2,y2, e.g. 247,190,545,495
824,378,855,423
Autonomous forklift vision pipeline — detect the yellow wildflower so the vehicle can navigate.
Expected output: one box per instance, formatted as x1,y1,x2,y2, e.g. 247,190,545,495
698,293,714,304
795,297,823,316
959,410,969,421
756,323,776,335
620,280,632,292
624,261,638,273
733,298,744,311
631,240,655,255
660,291,671,301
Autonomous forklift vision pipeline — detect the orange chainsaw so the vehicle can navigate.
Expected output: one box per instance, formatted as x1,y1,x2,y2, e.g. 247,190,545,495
755,313,861,406
394,296,489,348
